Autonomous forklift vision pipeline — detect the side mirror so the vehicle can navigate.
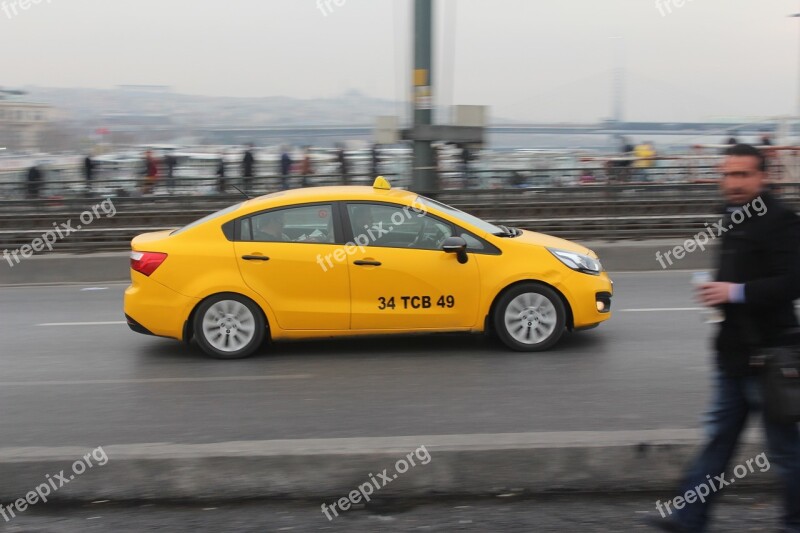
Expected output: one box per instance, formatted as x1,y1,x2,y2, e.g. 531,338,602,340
442,236,469,264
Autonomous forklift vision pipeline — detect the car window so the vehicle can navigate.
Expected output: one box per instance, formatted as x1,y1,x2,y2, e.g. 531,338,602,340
244,204,334,243
347,203,454,251
414,195,503,235
171,202,244,236
459,231,486,251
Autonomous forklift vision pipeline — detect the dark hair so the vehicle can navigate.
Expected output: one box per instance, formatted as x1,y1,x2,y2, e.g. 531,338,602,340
724,143,767,172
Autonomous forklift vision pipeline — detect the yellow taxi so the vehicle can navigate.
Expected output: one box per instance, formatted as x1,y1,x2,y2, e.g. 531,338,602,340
124,178,613,359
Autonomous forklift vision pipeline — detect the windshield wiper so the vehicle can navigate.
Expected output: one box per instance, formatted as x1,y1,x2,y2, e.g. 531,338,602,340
493,225,517,237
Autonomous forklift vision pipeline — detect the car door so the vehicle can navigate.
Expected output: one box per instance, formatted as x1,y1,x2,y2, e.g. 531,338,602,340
344,202,481,330
234,203,350,331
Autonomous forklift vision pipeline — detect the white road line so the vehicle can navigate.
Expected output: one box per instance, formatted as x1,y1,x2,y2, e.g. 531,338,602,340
36,321,127,327
0,375,313,387
619,307,703,312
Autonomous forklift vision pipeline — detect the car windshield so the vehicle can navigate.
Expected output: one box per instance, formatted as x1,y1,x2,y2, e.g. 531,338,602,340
415,196,504,235
171,202,244,235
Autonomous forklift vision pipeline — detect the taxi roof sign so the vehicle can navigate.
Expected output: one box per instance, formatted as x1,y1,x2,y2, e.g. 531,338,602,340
373,176,391,190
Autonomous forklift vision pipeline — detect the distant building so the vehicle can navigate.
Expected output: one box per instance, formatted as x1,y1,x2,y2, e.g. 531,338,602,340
0,99,54,151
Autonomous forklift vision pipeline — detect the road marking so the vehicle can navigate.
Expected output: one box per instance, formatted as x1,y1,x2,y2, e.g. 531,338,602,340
0,375,312,387
619,307,703,312
36,321,127,327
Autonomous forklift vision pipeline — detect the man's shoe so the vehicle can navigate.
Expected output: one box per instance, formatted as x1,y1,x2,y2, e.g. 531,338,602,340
643,515,691,532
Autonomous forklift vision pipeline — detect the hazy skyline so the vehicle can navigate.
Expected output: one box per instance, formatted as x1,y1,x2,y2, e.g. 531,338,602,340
2,0,800,122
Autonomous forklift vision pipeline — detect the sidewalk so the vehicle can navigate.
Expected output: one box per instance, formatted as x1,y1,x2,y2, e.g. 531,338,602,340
0,430,772,504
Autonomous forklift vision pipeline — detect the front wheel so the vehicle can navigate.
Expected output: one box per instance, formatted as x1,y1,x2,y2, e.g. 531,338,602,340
493,283,566,352
194,294,267,359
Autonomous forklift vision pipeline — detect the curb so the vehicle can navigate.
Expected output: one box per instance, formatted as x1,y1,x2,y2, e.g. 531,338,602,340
0,241,716,285
0,430,773,502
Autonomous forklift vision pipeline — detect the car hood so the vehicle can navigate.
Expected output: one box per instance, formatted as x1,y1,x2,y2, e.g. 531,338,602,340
504,229,597,258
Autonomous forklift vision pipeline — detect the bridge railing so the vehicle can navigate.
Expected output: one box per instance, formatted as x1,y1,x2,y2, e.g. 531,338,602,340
0,155,728,199
3,151,798,201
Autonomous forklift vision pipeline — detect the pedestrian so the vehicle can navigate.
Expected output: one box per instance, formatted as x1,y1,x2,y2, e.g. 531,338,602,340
242,144,255,194
299,146,313,187
164,153,177,194
646,143,800,533
26,163,42,199
280,146,292,190
615,137,635,183
720,136,738,155
371,144,381,179
141,150,158,195
634,141,656,182
84,155,93,193
216,154,226,194
458,143,470,188
337,143,349,185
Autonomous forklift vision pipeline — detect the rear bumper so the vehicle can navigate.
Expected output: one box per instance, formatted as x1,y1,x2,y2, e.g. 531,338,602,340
124,272,198,341
125,314,155,336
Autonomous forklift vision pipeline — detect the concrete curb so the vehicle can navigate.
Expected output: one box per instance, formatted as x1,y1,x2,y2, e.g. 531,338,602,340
0,430,773,502
0,240,716,285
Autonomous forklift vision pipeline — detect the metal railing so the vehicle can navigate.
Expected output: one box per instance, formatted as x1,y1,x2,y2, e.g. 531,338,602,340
1,182,798,253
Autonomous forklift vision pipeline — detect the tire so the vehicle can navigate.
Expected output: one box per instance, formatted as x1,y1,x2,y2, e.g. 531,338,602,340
193,293,267,359
493,283,567,352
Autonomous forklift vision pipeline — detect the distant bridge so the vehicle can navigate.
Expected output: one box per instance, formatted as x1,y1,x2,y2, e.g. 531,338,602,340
104,120,791,146
195,121,785,143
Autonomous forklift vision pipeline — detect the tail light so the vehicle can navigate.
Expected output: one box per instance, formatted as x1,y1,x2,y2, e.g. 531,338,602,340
130,251,168,276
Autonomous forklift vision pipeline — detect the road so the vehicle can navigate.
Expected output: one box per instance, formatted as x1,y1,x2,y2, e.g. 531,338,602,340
1,491,783,532
1,271,720,448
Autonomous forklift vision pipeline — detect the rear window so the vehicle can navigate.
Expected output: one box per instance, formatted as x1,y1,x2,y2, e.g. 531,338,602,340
171,202,244,236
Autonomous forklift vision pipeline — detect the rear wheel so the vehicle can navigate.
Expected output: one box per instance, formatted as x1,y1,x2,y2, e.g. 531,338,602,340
194,294,266,359
493,283,566,352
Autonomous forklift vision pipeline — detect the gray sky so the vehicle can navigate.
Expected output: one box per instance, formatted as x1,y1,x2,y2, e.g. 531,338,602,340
2,0,800,122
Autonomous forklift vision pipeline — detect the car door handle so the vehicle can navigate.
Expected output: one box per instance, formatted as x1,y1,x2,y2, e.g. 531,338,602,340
242,255,270,261
354,260,381,266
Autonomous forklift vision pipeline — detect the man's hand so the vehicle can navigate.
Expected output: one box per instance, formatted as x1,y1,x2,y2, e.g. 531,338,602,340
695,282,734,306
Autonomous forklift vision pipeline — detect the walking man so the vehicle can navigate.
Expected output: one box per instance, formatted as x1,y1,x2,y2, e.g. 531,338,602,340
280,146,292,190
141,150,158,195
164,153,177,194
647,144,800,532
84,155,94,193
242,144,255,194
26,163,42,199
337,143,349,185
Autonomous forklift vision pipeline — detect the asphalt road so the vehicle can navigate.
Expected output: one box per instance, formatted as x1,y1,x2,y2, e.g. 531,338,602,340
1,271,723,448
1,491,784,533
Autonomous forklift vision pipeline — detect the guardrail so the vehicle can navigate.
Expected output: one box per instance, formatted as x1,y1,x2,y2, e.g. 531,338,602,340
1,182,797,252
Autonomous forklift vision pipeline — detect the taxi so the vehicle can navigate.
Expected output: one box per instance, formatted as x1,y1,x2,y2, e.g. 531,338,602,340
124,177,613,359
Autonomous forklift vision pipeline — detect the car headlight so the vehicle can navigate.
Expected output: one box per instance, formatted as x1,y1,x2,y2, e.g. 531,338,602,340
547,248,602,275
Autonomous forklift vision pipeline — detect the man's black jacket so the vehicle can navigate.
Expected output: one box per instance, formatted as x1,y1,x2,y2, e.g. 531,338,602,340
715,190,800,377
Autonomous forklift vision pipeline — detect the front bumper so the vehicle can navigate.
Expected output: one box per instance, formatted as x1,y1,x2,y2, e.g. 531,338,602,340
565,272,613,328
